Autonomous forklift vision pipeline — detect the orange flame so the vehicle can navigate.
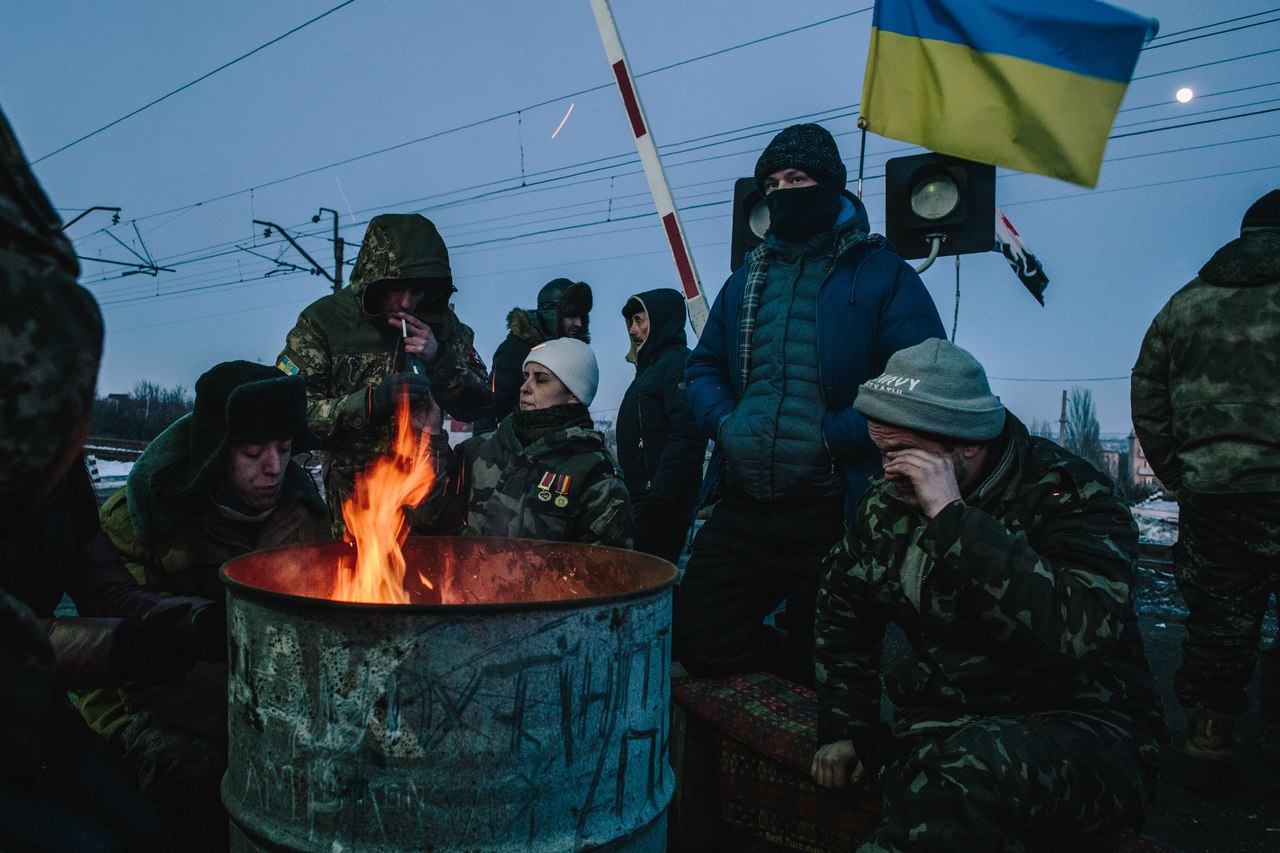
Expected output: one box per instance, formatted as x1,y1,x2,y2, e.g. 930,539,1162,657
332,395,436,604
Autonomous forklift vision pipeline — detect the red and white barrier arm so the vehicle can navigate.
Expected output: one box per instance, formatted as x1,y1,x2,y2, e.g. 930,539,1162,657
589,0,709,336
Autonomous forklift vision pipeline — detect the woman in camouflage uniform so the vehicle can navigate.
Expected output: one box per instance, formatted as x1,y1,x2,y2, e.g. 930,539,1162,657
417,338,632,547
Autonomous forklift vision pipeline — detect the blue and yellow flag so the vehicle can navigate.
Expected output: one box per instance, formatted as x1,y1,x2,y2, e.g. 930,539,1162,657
861,0,1158,188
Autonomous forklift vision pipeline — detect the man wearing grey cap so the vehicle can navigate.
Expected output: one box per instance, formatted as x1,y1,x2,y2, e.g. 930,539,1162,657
811,339,1166,849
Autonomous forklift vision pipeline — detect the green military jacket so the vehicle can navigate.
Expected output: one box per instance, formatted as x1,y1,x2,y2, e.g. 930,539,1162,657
421,412,632,547
814,413,1166,764
1131,230,1280,494
276,214,491,524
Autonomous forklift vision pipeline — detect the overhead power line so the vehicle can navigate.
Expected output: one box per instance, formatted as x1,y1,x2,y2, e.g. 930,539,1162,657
33,0,361,164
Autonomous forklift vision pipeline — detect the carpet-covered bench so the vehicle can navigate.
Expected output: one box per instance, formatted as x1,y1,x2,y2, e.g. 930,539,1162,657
669,671,1173,852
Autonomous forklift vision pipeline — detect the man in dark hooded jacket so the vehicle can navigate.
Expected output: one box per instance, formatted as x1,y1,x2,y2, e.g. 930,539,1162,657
676,123,945,686
475,277,593,432
277,213,491,532
1132,188,1280,790
616,289,706,563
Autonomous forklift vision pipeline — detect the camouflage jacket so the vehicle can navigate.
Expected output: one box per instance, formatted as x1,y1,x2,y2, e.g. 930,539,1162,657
814,413,1166,762
276,215,491,518
418,411,632,547
1131,230,1280,494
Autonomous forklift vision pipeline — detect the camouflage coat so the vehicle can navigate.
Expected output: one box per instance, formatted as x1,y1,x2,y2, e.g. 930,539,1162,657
1131,230,1280,494
420,411,632,547
814,413,1166,766
277,214,491,520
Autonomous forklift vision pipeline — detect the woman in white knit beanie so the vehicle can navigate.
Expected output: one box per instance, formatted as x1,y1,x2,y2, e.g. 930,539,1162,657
413,337,631,547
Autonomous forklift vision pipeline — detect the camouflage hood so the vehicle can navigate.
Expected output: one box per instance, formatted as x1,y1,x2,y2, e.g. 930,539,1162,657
0,108,102,512
1198,230,1280,289
348,213,452,312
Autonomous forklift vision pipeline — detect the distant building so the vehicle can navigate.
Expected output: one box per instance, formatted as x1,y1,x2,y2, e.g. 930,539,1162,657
1128,431,1164,493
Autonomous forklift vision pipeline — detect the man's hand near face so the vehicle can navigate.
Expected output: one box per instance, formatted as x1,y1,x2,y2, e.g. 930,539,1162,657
391,312,440,363
882,448,962,518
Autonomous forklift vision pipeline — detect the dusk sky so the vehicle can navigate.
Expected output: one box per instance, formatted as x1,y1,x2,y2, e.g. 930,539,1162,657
5,0,1277,436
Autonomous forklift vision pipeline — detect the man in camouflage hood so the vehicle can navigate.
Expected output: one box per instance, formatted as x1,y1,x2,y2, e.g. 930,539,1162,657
1132,189,1280,790
813,339,1165,850
277,213,491,532
474,277,593,432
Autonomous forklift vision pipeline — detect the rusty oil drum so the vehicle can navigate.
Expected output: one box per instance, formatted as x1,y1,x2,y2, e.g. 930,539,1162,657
220,536,676,852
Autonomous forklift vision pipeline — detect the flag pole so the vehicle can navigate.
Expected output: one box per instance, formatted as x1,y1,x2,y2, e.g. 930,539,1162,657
588,0,708,336
856,120,868,199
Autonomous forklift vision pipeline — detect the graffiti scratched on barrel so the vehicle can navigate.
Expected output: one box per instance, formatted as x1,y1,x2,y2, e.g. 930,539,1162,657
221,537,676,852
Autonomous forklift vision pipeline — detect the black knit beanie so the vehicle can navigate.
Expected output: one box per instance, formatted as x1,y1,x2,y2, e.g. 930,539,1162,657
1241,190,1280,232
754,124,847,194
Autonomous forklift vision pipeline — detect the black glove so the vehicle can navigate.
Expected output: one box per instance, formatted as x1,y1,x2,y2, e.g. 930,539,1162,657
190,600,227,663
112,604,200,686
369,372,432,426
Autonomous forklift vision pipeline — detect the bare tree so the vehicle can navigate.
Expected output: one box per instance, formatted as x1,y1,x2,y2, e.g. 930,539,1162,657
1061,387,1106,472
91,382,192,441
1027,417,1056,439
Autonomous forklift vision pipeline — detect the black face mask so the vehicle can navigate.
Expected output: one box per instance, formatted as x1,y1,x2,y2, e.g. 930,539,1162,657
765,182,841,241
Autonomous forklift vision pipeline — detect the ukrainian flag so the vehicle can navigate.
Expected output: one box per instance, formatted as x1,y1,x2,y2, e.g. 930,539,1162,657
861,0,1158,188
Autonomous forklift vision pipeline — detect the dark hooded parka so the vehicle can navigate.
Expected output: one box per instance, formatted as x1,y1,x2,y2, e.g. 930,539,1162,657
276,214,491,525
616,289,706,562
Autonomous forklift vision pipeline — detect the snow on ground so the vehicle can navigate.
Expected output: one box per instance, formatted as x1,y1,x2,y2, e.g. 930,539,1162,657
1131,498,1178,546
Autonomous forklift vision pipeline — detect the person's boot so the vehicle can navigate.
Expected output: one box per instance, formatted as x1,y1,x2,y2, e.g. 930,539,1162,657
1181,705,1235,792
1261,717,1280,766
1260,642,1280,765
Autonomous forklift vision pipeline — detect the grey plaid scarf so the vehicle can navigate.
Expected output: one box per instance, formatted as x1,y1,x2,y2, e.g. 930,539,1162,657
735,224,878,395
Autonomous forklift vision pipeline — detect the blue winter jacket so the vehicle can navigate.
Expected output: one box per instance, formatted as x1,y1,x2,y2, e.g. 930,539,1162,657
686,198,945,518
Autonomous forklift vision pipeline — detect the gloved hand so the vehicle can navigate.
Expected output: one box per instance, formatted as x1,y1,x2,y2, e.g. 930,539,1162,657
112,604,200,686
190,600,227,662
369,371,432,426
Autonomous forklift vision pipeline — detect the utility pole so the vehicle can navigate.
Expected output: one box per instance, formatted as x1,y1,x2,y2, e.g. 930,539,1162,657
253,219,335,288
1059,389,1068,446
313,208,344,293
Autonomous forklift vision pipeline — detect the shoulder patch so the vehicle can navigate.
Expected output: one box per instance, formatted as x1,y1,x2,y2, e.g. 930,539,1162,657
277,355,300,376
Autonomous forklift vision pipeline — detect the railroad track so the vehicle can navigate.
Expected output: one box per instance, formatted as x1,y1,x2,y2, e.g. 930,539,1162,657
84,436,150,462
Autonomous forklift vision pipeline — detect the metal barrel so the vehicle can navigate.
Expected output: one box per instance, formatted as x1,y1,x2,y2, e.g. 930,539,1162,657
221,536,675,852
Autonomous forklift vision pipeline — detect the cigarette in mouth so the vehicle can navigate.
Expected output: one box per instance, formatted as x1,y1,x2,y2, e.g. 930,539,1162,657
402,318,421,374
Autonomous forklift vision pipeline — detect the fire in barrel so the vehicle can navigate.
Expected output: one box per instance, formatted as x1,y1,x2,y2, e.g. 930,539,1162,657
220,399,675,850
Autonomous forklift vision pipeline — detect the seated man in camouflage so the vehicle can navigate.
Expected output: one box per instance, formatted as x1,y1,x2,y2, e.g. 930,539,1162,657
81,361,331,852
811,339,1166,850
415,338,631,547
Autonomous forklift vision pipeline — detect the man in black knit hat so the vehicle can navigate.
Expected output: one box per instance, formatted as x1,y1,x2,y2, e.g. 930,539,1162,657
677,123,945,686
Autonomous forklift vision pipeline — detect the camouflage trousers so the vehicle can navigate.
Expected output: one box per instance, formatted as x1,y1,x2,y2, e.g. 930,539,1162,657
1173,490,1280,715
859,712,1159,852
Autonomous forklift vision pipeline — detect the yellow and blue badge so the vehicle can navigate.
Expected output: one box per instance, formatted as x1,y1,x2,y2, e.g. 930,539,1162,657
277,355,301,376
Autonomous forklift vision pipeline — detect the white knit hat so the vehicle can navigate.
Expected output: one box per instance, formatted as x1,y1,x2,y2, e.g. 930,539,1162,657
523,338,599,406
